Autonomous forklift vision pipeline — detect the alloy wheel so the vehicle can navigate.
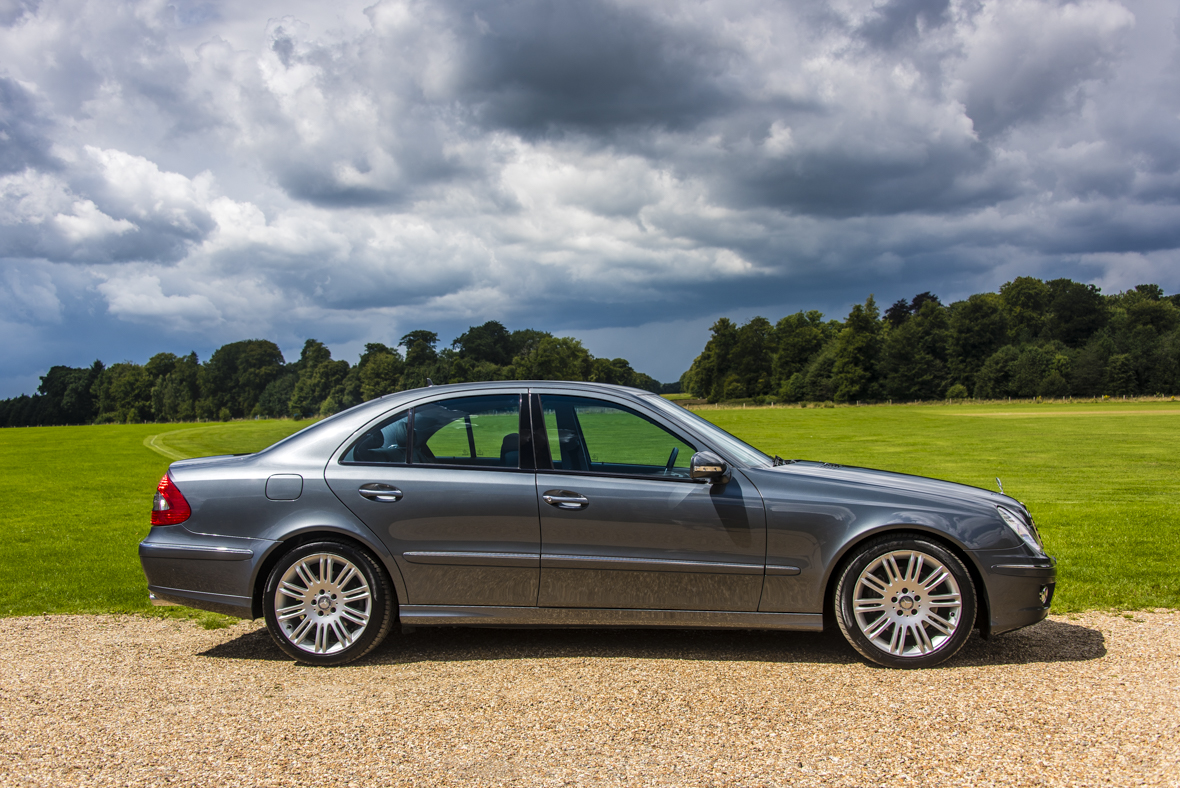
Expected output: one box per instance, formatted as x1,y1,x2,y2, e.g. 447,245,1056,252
852,549,964,658
274,552,373,655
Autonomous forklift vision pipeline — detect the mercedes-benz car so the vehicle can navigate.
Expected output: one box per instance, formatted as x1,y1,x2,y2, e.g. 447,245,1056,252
140,381,1056,668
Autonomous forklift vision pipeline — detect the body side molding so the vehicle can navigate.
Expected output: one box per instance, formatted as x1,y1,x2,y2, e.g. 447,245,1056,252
399,604,823,630
139,543,254,561
539,554,764,575
402,551,539,568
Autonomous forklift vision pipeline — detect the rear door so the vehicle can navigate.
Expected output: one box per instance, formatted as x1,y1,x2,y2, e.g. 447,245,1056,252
325,392,541,607
533,393,766,612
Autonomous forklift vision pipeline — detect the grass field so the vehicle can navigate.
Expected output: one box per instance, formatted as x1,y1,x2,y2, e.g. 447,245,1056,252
0,401,1175,619
0,420,308,623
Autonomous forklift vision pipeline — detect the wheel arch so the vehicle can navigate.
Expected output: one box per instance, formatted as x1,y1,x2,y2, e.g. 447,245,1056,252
821,525,991,637
251,525,405,619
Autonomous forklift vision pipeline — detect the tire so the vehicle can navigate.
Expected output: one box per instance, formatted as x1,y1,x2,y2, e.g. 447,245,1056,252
834,535,976,669
263,540,395,666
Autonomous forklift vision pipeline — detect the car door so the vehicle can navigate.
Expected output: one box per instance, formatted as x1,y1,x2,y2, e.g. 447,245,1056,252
532,392,766,612
325,392,541,607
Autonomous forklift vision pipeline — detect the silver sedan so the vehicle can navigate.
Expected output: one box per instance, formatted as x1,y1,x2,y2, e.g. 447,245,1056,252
141,381,1056,668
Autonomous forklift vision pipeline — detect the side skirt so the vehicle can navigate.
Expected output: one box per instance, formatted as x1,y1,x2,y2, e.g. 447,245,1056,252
399,605,823,631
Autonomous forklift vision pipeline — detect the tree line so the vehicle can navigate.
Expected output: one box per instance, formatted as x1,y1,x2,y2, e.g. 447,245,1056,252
0,322,668,427
7,276,1176,427
683,278,1180,403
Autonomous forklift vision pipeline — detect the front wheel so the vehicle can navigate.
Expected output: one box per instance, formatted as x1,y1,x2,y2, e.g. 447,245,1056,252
834,536,976,669
263,541,394,666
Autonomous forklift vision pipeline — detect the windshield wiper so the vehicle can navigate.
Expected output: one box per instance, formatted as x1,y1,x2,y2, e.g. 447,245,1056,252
773,455,797,466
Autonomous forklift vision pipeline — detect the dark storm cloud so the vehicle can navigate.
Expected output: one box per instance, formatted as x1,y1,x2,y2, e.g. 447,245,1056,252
0,0,39,27
0,77,55,174
858,0,951,49
715,136,1006,217
443,0,740,133
955,0,1134,137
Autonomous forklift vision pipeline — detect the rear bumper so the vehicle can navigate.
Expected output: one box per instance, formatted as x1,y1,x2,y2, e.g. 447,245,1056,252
147,585,254,618
982,555,1057,637
139,526,276,619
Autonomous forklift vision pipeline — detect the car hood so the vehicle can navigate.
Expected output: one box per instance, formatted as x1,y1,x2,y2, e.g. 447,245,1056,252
748,460,1025,514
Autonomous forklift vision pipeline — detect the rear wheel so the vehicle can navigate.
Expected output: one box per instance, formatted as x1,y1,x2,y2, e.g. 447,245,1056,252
834,535,976,669
263,541,394,666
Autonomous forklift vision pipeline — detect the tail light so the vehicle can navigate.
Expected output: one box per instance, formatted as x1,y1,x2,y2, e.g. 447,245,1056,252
152,474,191,526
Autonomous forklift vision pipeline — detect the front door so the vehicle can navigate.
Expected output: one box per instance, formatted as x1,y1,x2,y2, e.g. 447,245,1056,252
533,394,766,612
325,392,540,607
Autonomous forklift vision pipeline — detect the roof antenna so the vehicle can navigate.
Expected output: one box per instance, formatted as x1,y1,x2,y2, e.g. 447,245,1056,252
426,378,434,387
996,477,1004,494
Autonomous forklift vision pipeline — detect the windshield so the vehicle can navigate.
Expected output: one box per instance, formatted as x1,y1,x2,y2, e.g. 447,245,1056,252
642,395,774,468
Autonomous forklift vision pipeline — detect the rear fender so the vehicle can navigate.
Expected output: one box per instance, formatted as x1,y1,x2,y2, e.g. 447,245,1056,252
250,523,408,619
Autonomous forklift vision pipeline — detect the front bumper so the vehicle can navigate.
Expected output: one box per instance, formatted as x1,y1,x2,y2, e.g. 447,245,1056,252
981,554,1057,637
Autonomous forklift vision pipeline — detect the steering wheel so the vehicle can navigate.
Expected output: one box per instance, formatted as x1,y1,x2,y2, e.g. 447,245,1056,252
663,446,680,476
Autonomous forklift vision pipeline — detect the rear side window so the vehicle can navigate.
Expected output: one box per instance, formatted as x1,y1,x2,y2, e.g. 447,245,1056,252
415,394,523,468
539,395,695,477
341,395,524,468
341,410,411,464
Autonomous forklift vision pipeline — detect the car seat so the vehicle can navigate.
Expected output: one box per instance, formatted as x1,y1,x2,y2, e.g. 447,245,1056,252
499,433,519,467
556,429,589,472
352,429,385,463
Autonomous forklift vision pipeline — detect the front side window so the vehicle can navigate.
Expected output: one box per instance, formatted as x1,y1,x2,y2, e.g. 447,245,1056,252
414,394,523,468
539,395,695,477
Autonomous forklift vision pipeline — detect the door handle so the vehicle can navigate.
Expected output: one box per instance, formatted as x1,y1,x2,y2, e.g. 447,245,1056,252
359,483,403,502
542,490,589,510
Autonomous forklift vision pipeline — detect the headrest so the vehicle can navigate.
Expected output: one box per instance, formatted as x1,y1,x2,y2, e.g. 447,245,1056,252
388,419,409,447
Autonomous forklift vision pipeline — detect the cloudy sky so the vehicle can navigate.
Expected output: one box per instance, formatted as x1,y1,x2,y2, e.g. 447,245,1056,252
1,0,1178,394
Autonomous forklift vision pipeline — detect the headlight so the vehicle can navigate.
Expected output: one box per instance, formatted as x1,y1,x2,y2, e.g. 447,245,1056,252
997,506,1044,554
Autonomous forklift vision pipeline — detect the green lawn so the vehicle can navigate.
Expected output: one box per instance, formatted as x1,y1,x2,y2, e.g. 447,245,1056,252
0,402,1175,619
144,420,313,461
0,420,309,622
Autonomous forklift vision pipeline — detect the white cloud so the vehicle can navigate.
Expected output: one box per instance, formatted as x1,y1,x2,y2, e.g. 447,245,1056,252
83,146,214,234
96,273,222,330
53,200,135,242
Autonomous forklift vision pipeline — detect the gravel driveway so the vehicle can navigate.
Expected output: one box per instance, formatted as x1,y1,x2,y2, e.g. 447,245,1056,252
1,611,1176,787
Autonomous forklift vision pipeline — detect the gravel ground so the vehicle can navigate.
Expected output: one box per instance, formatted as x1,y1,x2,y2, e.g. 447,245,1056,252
0,611,1177,787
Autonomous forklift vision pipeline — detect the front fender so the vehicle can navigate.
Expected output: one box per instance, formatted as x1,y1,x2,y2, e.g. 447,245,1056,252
742,467,1016,615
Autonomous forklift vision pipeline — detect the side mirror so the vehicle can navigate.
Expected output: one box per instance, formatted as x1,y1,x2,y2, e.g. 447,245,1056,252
689,451,730,484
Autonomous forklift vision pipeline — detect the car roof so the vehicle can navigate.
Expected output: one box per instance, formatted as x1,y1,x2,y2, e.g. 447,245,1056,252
260,381,666,460
383,380,658,399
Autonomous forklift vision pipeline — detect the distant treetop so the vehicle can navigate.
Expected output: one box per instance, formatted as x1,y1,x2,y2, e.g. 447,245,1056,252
0,321,667,427
681,278,1180,404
